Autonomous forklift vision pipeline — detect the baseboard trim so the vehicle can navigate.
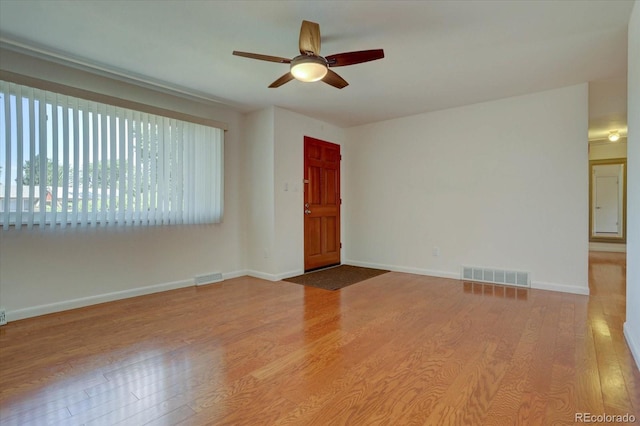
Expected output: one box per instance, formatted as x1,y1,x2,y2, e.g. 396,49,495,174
624,322,640,371
5,270,260,323
343,259,459,280
222,270,249,280
278,269,305,280
4,268,305,323
531,280,590,295
247,269,304,282
344,259,589,295
4,265,592,323
8,278,194,322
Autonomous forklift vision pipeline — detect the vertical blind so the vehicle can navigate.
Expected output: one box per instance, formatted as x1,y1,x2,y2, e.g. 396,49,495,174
0,80,224,229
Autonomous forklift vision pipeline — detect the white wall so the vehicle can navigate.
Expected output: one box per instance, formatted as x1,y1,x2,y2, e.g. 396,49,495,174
344,84,589,294
244,107,276,277
0,50,247,320
624,0,640,370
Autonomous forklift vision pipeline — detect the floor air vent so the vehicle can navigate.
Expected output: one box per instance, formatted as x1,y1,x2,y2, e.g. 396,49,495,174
462,266,530,288
195,272,224,286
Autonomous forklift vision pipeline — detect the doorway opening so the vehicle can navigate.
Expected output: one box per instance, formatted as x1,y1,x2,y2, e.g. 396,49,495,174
589,158,626,243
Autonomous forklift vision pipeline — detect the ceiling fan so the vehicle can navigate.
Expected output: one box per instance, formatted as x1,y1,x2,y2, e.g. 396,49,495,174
233,20,384,89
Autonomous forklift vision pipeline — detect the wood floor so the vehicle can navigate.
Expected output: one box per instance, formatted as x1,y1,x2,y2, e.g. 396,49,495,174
1,252,638,425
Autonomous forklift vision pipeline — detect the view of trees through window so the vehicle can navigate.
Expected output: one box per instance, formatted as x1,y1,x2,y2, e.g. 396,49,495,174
1,80,223,228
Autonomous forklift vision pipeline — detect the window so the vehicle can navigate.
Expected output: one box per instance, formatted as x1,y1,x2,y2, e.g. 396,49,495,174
0,80,223,229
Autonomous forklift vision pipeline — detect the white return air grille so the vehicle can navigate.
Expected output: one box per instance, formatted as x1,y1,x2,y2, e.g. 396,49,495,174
194,272,224,286
462,266,530,288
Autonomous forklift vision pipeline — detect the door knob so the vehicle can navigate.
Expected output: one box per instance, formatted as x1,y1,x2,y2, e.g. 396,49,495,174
305,209,311,214
304,203,310,208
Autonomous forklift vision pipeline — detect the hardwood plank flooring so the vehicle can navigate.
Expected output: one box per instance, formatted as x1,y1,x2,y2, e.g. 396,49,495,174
0,252,638,425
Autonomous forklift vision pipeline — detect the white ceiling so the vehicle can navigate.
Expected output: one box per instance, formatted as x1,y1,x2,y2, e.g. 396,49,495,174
0,0,633,133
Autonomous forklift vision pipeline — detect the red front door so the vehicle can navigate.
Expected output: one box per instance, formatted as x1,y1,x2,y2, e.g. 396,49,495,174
304,136,341,271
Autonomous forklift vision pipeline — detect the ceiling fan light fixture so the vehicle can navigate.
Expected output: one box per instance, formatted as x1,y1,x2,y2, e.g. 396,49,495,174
290,55,328,82
608,130,620,142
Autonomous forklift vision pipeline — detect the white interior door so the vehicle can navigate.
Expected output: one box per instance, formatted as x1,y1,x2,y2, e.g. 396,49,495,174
592,163,624,238
594,175,618,233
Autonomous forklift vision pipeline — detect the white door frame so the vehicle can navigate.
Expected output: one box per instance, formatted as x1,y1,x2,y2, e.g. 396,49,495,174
589,158,626,243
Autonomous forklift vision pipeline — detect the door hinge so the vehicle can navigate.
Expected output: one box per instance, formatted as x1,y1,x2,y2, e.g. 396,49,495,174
340,198,342,204
340,242,342,248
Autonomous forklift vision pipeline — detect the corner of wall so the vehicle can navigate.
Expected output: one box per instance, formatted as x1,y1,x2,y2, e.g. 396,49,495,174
624,0,640,370
624,323,640,370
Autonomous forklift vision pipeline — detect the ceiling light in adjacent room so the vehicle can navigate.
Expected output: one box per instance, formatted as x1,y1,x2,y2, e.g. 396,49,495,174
608,130,620,142
290,55,328,82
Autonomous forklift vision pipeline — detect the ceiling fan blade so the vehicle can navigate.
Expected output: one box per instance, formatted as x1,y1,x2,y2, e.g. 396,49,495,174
299,20,321,55
233,51,291,64
269,72,295,88
322,69,348,89
325,49,385,67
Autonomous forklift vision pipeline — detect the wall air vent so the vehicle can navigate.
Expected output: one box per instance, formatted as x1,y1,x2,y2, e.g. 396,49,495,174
462,266,530,288
194,272,224,286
